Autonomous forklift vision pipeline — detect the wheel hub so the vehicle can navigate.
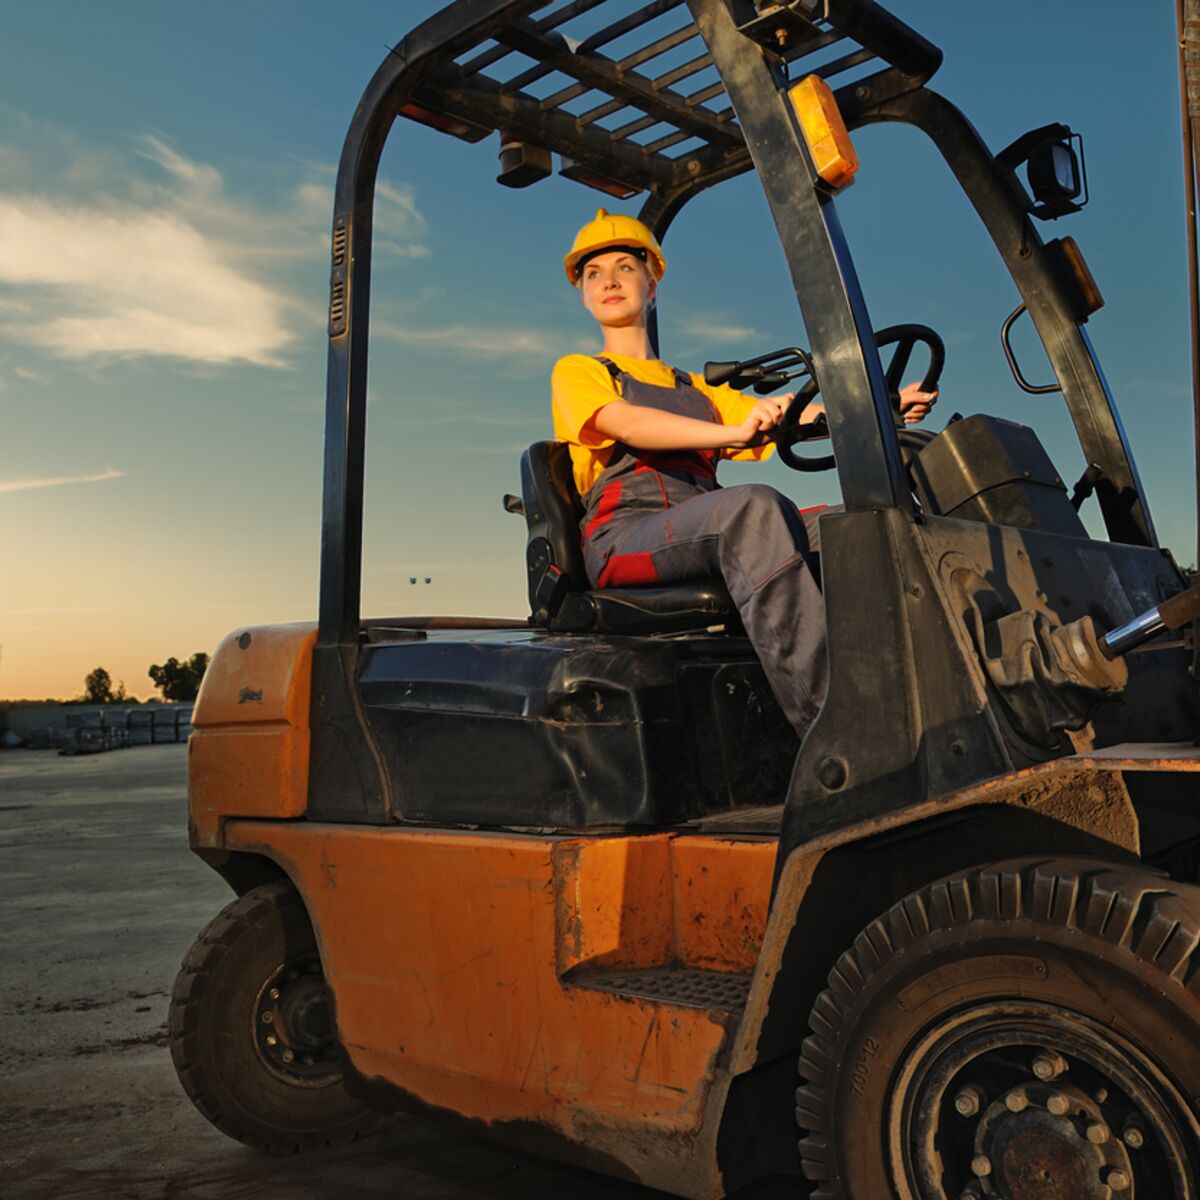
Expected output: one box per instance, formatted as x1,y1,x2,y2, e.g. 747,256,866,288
888,1003,1197,1199
254,953,342,1086
973,1085,1132,1198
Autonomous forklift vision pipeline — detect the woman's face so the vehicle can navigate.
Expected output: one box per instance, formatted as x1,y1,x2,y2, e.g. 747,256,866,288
578,251,656,329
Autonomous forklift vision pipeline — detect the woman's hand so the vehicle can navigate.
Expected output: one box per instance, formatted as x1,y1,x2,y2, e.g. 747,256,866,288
898,381,938,425
725,394,793,447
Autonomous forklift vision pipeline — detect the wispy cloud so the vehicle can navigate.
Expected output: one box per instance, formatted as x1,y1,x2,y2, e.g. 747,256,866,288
0,118,429,368
0,192,295,367
672,317,764,343
377,321,564,359
280,177,429,261
0,467,125,494
375,321,591,363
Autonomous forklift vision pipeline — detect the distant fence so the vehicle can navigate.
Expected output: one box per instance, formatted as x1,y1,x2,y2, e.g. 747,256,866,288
1,704,194,753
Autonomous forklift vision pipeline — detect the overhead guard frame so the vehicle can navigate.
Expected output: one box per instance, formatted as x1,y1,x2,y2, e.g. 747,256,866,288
309,0,1159,820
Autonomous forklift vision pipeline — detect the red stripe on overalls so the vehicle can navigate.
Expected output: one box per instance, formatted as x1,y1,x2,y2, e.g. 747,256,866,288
584,479,624,539
597,551,661,587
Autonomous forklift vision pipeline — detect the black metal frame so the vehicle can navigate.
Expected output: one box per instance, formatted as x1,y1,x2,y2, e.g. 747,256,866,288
309,0,1163,820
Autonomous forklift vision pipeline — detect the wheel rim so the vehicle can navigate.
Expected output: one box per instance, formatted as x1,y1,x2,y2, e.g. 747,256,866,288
253,952,343,1088
885,1001,1199,1199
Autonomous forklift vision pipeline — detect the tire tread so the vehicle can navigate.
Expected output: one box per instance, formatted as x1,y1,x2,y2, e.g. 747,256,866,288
796,858,1200,1196
169,881,382,1154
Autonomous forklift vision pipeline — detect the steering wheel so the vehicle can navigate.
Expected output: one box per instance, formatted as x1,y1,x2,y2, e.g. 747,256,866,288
775,324,945,472
874,324,945,411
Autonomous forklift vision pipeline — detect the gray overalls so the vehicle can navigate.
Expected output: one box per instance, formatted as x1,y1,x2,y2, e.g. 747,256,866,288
580,357,828,734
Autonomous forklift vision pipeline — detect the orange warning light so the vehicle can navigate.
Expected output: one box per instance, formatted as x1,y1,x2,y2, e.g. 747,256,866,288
789,74,859,190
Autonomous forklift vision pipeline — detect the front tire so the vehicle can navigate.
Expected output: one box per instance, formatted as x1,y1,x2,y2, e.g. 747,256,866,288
797,859,1200,1199
169,880,382,1153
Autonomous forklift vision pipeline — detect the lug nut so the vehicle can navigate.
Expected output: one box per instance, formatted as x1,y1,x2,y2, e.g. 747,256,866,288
1105,1168,1130,1191
269,987,281,1000
265,1034,277,1046
1046,1092,1071,1116
954,1085,986,1117
1032,1051,1067,1081
1122,1123,1145,1150
261,1011,274,1024
281,1048,295,1064
1085,1121,1109,1144
971,1155,992,1177
1005,1090,1029,1113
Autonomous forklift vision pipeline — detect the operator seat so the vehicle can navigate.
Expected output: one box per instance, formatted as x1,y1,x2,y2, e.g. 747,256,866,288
519,442,738,634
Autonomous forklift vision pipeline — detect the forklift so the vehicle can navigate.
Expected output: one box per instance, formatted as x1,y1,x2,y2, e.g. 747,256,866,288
170,2,1200,1196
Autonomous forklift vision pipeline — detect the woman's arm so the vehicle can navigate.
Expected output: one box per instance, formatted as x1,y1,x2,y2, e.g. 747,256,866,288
592,397,781,450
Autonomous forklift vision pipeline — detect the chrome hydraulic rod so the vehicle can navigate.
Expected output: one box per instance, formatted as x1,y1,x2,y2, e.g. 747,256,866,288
1101,580,1200,658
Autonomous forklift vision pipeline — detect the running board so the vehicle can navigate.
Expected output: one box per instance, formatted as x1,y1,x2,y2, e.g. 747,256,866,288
565,965,752,1011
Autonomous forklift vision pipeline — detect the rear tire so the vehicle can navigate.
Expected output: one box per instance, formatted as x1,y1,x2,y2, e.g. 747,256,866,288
169,880,382,1153
796,859,1200,1199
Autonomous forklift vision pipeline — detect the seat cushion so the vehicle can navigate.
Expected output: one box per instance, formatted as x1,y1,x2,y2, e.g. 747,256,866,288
573,581,738,635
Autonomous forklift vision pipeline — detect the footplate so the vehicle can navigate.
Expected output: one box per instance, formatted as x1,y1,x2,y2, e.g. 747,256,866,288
565,965,752,1011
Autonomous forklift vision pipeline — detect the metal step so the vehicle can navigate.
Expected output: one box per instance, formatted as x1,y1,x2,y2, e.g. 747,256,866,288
565,965,752,1010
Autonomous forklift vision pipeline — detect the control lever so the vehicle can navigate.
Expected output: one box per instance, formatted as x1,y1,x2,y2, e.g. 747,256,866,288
703,360,745,387
703,347,814,394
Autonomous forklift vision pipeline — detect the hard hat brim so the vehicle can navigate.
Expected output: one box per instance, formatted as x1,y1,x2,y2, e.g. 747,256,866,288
564,237,666,285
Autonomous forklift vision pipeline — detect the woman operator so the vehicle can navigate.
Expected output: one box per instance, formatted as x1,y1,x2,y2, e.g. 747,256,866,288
551,209,936,735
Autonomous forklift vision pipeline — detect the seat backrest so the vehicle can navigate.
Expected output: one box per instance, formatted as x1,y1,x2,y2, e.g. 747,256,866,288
521,441,589,587
518,440,738,634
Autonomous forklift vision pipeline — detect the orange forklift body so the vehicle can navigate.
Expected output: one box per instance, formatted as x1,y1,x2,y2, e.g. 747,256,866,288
186,624,1194,1196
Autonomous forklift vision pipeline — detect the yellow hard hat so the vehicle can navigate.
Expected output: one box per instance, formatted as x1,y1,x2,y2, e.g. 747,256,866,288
564,207,666,285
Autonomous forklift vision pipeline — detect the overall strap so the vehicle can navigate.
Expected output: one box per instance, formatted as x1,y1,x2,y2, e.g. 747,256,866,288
594,356,694,392
594,356,623,390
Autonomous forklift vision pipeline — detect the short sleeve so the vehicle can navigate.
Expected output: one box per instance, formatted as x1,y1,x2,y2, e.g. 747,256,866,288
551,355,621,448
689,374,775,463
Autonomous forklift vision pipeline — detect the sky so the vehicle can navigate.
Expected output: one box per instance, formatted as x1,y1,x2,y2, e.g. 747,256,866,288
0,1,1194,700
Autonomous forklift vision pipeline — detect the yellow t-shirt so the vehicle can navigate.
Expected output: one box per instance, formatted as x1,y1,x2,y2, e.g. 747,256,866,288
550,352,775,498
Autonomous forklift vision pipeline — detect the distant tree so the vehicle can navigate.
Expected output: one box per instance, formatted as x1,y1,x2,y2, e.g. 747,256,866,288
148,652,209,702
83,667,115,704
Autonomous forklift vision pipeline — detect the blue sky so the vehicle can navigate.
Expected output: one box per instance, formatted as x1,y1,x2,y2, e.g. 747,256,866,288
0,1,1193,699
